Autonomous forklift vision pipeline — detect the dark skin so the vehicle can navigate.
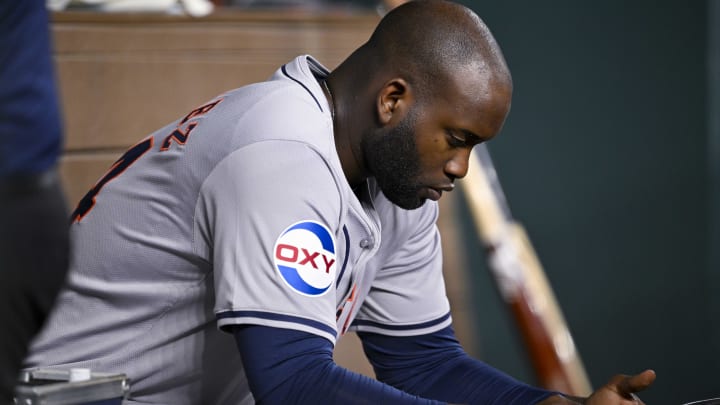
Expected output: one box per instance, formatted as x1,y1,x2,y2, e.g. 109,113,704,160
327,59,511,207
322,1,656,403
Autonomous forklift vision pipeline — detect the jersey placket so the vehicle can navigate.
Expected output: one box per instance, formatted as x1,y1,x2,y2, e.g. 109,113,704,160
335,184,381,336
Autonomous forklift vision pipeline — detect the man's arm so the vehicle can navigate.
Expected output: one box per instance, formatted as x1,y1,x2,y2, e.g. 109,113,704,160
359,325,656,405
231,324,444,404
359,325,557,405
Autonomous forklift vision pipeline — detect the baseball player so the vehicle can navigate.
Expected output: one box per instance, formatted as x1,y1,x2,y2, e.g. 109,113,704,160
24,1,655,404
0,1,70,403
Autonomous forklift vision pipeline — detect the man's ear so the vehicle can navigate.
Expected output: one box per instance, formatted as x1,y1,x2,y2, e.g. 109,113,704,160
376,78,412,126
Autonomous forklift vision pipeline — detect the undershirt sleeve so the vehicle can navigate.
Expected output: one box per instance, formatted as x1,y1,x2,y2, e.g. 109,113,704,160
232,325,444,404
358,325,559,405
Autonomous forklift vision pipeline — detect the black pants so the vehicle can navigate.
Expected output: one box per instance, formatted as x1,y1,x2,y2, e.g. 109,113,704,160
0,170,69,403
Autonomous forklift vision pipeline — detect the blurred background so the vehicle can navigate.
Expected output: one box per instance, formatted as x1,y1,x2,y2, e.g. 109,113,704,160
48,0,718,403
451,2,720,404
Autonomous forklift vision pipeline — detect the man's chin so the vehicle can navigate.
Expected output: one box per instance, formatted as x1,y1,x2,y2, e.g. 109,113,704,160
383,192,427,210
375,180,427,210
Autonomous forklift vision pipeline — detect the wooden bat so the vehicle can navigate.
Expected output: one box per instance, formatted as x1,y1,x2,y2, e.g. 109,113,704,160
460,144,593,396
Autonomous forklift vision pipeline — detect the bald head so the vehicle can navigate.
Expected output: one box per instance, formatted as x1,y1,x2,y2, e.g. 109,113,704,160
326,0,513,191
362,0,511,100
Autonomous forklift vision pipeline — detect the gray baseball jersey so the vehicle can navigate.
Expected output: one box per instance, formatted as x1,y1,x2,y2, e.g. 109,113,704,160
25,55,452,405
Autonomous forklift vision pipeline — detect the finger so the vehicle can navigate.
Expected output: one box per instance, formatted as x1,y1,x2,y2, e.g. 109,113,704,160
616,369,656,395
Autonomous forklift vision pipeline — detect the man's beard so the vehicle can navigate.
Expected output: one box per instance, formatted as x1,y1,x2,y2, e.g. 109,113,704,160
362,111,425,210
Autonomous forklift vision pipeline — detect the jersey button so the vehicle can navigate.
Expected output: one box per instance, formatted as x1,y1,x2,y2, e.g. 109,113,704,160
359,238,374,249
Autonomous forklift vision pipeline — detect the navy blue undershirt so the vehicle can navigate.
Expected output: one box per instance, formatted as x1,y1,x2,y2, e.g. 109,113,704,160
232,324,557,404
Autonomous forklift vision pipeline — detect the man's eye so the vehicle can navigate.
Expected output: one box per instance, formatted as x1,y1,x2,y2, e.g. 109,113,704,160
447,131,467,147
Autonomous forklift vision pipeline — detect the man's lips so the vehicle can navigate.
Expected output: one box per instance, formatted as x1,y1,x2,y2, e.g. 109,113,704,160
422,184,454,201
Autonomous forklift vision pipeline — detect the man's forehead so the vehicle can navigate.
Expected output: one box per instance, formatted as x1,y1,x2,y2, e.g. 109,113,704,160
439,65,510,108
432,68,511,138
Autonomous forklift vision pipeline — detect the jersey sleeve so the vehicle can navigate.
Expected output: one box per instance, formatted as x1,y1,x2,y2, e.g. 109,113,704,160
195,140,342,344
352,202,452,336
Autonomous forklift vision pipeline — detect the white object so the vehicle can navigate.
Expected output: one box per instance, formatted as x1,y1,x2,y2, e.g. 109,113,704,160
47,0,214,17
68,368,92,382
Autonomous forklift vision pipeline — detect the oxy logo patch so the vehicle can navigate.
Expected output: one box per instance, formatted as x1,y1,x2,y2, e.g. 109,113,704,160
274,220,336,297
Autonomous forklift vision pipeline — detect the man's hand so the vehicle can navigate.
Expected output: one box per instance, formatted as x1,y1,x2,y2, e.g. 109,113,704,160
538,369,656,404
585,370,656,404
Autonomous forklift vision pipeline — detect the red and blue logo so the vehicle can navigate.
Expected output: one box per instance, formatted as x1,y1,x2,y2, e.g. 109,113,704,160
274,220,336,297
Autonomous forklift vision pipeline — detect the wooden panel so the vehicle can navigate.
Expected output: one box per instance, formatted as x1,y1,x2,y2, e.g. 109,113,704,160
52,10,379,151
56,58,279,150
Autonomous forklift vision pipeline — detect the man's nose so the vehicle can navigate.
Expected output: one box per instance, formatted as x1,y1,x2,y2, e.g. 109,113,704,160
444,148,471,180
